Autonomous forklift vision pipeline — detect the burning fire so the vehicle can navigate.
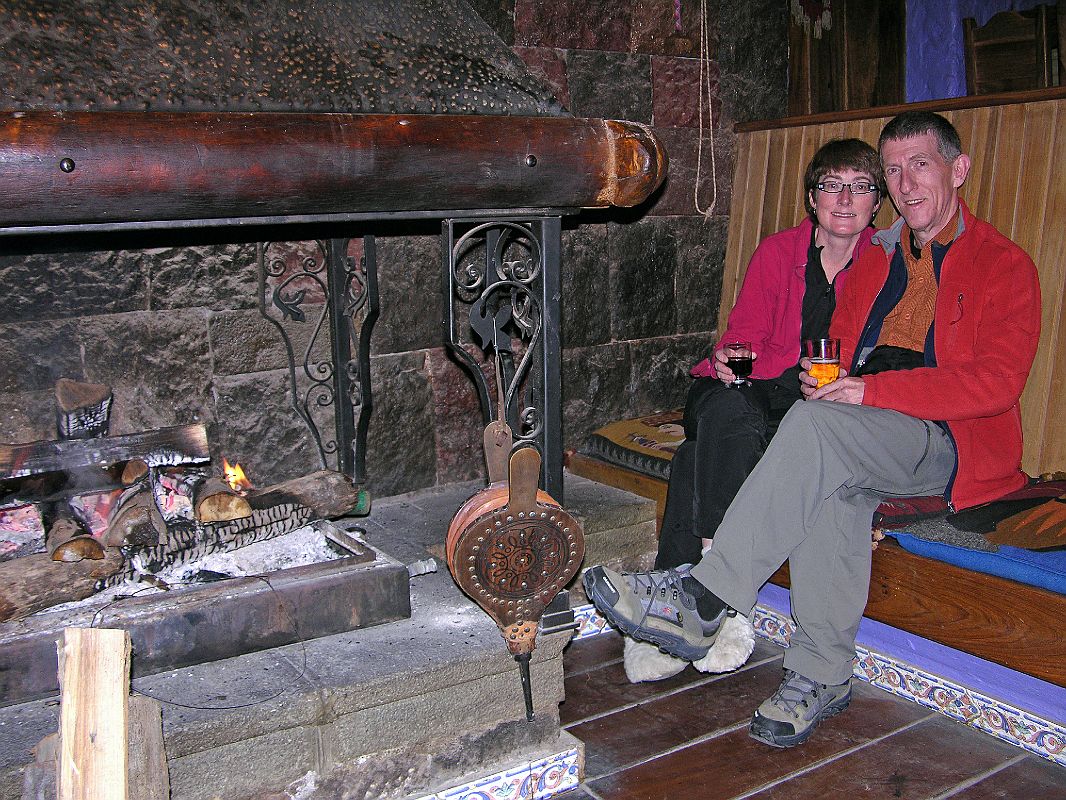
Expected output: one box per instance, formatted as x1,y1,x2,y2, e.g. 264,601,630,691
222,458,252,492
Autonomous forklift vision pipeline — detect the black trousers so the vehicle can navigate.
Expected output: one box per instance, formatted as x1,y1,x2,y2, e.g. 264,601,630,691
654,376,801,570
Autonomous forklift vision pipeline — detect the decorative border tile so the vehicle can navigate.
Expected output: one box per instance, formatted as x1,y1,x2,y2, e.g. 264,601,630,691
855,649,1066,767
573,602,1066,766
421,745,581,800
751,604,795,647
572,603,610,640
530,748,581,799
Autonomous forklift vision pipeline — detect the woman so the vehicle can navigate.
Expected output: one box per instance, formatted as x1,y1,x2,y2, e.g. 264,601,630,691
625,138,885,682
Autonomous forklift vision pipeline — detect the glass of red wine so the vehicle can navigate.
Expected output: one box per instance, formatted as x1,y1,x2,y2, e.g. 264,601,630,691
723,341,753,387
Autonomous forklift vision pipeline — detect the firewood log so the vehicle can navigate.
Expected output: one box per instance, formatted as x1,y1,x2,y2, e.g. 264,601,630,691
193,477,252,522
120,459,149,485
54,378,112,440
247,469,368,518
0,547,124,622
44,506,105,562
105,485,163,549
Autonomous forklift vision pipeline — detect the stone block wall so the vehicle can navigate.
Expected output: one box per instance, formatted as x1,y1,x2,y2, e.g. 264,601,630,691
0,1,786,498
497,0,788,457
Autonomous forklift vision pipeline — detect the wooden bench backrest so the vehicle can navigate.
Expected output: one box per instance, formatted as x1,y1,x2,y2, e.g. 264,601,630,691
720,91,1066,476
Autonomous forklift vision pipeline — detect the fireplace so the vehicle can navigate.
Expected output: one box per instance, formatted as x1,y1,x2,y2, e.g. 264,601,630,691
2,0,665,712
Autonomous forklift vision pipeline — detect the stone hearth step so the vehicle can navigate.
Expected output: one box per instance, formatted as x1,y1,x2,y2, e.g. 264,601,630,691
0,472,657,800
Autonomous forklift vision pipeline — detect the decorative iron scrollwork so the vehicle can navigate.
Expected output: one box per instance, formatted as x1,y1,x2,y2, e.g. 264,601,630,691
257,237,378,481
444,217,563,498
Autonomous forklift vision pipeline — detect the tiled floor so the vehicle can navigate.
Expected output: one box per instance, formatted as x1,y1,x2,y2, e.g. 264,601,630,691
554,631,1066,799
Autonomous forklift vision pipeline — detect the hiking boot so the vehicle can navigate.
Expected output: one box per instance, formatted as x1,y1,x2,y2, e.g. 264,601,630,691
582,564,726,661
749,670,852,748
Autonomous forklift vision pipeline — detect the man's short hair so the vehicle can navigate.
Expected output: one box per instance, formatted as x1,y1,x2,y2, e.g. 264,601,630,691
878,111,963,162
802,138,886,221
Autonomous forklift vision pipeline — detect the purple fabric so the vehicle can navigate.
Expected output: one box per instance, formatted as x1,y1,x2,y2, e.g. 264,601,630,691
906,0,1049,102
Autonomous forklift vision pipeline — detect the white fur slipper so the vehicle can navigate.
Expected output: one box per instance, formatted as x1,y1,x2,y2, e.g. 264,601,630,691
622,636,688,683
693,611,755,673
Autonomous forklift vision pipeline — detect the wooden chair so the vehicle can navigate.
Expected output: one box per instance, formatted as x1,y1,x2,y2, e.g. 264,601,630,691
963,6,1058,95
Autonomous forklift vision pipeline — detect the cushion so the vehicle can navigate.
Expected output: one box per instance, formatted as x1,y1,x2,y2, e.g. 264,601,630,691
579,410,684,482
888,532,1066,595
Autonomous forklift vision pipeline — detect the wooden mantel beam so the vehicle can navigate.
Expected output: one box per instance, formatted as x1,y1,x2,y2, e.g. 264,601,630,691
0,111,667,229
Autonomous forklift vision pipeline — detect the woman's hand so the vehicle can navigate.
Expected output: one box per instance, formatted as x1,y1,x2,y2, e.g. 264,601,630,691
713,347,756,385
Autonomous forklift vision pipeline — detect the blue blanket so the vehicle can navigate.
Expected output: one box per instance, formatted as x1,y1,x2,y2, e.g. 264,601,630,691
888,531,1066,595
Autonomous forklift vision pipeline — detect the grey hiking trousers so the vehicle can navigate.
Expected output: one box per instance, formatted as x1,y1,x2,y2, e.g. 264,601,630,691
689,400,956,686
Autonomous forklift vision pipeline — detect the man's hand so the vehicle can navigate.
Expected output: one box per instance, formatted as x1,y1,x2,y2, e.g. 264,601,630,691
800,356,865,404
714,347,756,385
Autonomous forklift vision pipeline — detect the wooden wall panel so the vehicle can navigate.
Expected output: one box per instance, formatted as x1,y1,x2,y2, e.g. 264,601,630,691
1029,103,1066,472
720,96,1066,474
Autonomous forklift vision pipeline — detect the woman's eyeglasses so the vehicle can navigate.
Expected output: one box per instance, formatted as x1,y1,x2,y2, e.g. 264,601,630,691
816,180,878,195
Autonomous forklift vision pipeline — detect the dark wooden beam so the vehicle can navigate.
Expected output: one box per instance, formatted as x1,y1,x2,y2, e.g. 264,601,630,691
0,112,666,229
738,85,1066,133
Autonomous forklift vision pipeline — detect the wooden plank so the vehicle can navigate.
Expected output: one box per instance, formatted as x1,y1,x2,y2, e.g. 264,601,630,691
1028,102,1066,474
718,130,770,334
761,128,789,235
961,105,997,221
0,423,209,478
0,112,667,232
769,539,1066,686
983,105,1023,237
1013,101,1060,473
127,696,169,800
734,84,1066,133
57,627,131,800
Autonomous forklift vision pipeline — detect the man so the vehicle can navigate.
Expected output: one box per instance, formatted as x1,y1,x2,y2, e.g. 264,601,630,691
584,111,1041,748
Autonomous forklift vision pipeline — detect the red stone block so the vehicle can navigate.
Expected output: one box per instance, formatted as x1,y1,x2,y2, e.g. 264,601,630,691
514,46,571,109
647,126,732,217
426,347,488,484
515,0,632,51
631,0,717,57
652,55,719,128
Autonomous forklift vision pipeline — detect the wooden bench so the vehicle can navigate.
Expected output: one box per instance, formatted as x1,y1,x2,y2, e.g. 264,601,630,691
568,88,1066,688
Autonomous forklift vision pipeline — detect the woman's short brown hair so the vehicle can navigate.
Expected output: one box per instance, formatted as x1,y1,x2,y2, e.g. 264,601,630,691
802,138,886,221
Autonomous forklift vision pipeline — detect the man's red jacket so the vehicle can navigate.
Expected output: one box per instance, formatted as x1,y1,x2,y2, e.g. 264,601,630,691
831,200,1042,510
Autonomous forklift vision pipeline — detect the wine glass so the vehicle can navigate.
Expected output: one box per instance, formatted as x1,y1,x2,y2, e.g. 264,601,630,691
723,341,752,387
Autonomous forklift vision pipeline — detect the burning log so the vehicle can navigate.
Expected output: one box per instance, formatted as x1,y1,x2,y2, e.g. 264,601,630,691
46,514,105,562
0,547,124,622
102,469,368,586
193,476,251,523
104,485,160,549
251,469,369,519
0,423,209,481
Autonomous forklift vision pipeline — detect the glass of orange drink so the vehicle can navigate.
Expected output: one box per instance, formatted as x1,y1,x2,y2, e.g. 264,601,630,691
804,338,840,389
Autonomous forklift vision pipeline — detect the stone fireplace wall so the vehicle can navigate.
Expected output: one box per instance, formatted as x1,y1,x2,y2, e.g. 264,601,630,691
0,0,786,498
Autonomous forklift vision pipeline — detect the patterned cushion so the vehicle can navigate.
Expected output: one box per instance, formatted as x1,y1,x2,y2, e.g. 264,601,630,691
579,410,684,482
